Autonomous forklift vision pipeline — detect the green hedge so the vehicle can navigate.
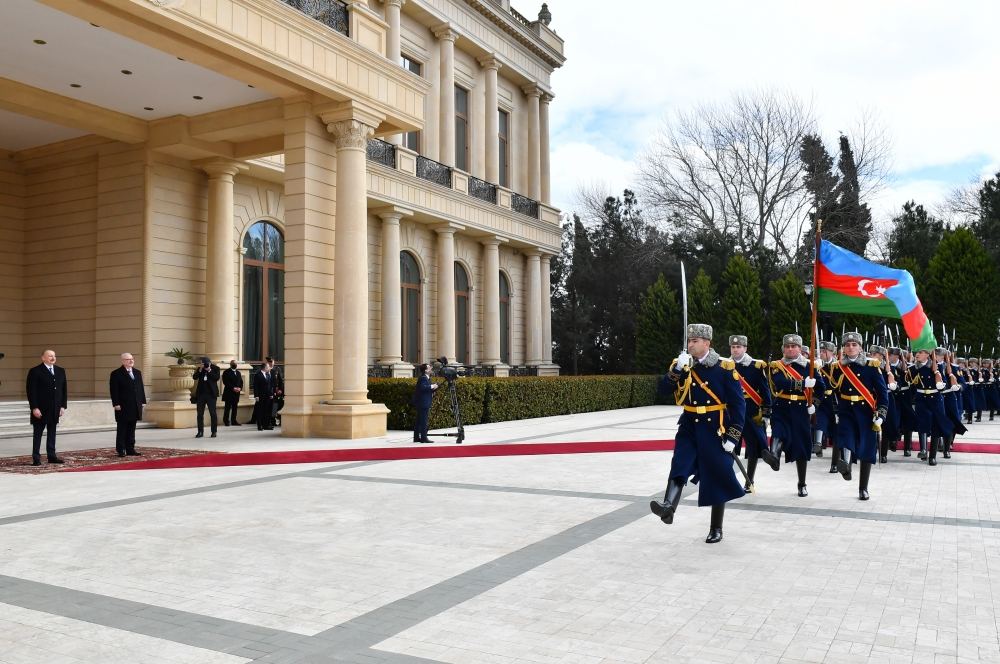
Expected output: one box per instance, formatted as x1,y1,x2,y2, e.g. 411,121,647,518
368,374,665,430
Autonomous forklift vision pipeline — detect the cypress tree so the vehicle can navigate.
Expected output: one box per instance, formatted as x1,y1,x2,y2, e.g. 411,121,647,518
687,267,720,334
769,272,811,354
925,228,1000,350
721,255,764,351
635,274,681,373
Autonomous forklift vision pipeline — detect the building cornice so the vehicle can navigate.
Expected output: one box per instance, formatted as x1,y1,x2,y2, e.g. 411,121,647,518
463,1,565,70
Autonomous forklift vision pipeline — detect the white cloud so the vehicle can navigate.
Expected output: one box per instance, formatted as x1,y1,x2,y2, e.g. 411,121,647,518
549,141,637,217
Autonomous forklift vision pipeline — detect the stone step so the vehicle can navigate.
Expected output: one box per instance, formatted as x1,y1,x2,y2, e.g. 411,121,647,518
0,422,156,440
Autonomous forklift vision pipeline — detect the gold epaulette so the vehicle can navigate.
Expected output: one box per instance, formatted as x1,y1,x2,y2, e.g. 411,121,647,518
867,358,881,368
755,359,767,369
720,358,735,370
769,360,783,371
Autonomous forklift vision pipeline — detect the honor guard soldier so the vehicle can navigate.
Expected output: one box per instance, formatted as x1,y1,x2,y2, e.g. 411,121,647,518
728,335,777,491
651,324,746,543
910,347,952,465
868,345,898,463
935,347,967,458
768,334,825,497
962,358,978,424
984,358,1000,420
816,341,839,468
888,347,917,457
828,333,889,500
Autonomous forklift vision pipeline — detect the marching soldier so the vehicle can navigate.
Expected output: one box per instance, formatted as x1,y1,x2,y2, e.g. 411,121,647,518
963,357,979,424
984,358,999,420
816,340,839,471
911,347,952,465
651,324,746,544
768,334,825,497
888,347,917,457
828,333,889,500
868,345,898,463
935,347,967,459
728,335,777,491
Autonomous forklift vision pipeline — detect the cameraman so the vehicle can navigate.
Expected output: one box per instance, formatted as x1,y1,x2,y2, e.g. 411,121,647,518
192,356,221,438
412,363,439,443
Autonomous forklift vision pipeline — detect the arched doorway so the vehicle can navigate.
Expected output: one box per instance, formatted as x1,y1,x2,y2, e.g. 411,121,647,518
242,221,284,362
400,251,421,364
500,272,511,365
455,263,471,364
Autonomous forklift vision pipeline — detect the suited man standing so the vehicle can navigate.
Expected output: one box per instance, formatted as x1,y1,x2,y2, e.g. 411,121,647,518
253,364,275,431
109,352,146,456
26,349,67,466
412,363,439,443
193,356,221,438
221,359,243,426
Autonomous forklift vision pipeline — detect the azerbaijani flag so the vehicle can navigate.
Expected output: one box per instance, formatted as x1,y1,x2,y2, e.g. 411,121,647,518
816,240,937,350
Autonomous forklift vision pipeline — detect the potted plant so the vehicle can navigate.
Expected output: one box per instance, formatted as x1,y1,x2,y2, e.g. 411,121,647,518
165,348,197,400
165,347,195,365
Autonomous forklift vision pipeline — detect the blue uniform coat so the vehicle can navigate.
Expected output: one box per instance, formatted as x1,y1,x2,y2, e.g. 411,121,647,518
940,362,968,435
769,357,826,462
731,355,771,459
911,361,953,437
815,362,838,441
828,357,889,463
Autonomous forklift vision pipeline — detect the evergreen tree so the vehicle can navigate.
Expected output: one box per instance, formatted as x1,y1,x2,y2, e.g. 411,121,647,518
833,135,873,256
887,201,946,272
798,135,841,267
769,272,811,354
635,274,681,373
721,255,764,351
971,172,1000,270
925,228,1000,351
687,267,720,335
551,216,597,374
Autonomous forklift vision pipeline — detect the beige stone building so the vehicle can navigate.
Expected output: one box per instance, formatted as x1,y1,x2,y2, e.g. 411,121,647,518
0,0,564,438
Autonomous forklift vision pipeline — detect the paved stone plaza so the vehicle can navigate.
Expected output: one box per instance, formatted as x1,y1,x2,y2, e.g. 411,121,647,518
3,406,1000,664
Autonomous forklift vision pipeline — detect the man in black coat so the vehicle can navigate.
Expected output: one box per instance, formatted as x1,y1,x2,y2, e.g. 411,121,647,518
193,357,221,438
221,359,243,426
109,352,147,456
26,349,67,466
412,363,438,443
253,364,275,431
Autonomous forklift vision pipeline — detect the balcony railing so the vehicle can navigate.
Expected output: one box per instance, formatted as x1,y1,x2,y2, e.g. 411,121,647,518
415,155,453,188
281,0,349,37
366,138,396,168
511,192,539,219
509,6,532,28
467,175,497,204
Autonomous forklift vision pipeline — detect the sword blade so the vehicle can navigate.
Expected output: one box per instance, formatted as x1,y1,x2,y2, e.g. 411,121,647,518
731,453,754,493
680,262,688,353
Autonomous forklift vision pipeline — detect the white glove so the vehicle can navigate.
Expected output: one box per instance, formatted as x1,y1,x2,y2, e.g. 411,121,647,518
936,381,946,390
888,382,897,391
807,404,816,415
674,352,692,371
952,384,962,392
804,377,816,388
722,439,736,454
873,417,883,427
814,359,824,369
834,414,840,425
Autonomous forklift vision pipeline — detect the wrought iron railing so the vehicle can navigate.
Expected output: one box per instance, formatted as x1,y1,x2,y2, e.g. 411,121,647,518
281,0,349,37
511,192,539,219
416,155,453,188
366,138,396,168
467,175,497,204
367,365,393,378
508,365,539,377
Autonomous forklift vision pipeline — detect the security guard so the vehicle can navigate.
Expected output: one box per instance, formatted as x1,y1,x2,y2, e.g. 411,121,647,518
728,334,777,491
910,347,952,466
887,347,917,457
768,333,825,497
651,324,745,544
827,333,889,500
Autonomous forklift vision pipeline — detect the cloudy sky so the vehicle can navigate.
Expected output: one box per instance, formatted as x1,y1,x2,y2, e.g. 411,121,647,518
537,0,1000,225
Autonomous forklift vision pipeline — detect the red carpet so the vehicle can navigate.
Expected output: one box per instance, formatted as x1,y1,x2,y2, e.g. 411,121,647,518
68,439,678,472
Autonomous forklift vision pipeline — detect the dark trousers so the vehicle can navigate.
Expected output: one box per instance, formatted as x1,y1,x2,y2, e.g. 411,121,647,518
256,397,273,430
196,396,218,434
414,407,430,441
116,419,138,455
31,420,58,462
223,399,240,425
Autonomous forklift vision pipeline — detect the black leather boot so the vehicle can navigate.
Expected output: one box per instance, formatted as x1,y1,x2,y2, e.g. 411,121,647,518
976,411,982,422
813,430,824,457
837,447,853,481
796,458,808,497
918,433,927,460
705,504,724,544
943,434,953,459
937,437,945,452
928,437,938,466
745,455,758,493
829,444,839,473
762,438,781,471
879,434,889,464
650,478,684,524
903,433,912,457
859,461,872,500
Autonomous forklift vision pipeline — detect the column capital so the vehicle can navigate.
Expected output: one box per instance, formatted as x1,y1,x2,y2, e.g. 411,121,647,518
195,158,246,179
523,248,541,258
478,54,502,71
540,92,555,104
318,100,384,144
432,22,459,42
372,205,413,223
539,253,553,265
326,120,375,150
480,235,506,247
522,83,542,99
385,0,405,7
431,222,465,236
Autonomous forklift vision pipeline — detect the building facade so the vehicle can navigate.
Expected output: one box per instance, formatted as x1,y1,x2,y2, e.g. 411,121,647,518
0,0,564,438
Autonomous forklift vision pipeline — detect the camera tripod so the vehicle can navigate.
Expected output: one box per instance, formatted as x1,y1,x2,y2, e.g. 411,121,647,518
426,378,465,444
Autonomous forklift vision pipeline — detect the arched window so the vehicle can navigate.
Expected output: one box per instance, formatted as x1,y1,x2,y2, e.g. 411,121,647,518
400,251,421,364
499,272,511,365
455,263,470,364
242,221,284,363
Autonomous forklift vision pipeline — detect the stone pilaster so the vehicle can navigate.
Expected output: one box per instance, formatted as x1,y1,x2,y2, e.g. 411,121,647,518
540,253,553,363
434,24,458,167
525,249,542,365
480,55,502,184
524,84,541,201
376,206,414,376
481,238,503,366
540,93,552,205
436,226,457,362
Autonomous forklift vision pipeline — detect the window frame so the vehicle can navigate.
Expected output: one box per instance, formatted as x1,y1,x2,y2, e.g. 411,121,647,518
455,85,470,171
242,221,285,364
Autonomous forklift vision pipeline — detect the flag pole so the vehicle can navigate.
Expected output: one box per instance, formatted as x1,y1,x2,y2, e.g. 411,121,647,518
808,219,822,395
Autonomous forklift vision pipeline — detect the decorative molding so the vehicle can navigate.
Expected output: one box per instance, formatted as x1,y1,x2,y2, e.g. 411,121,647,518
328,120,376,150
478,54,502,71
431,22,459,42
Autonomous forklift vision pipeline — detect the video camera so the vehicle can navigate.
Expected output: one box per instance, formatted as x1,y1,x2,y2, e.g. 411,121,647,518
432,356,466,382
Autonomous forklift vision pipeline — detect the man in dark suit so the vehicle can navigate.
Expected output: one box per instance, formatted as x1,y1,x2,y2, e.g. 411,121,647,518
221,359,243,426
266,357,284,427
109,353,146,456
26,349,67,466
253,364,275,431
412,363,439,443
193,357,221,438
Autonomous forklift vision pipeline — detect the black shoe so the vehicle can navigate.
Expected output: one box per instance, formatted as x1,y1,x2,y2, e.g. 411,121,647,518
889,441,898,452
943,450,951,459
837,459,852,481
31,459,41,466
929,457,937,466
859,489,870,500
48,458,64,464
211,432,217,438
649,500,675,524
918,451,927,460
419,438,432,444
938,440,944,452
903,450,911,457
127,451,141,456
744,481,753,493
196,432,204,438
816,448,823,457
761,447,780,472
224,422,230,426
880,456,888,464
233,422,241,426
705,527,723,544
797,484,808,497
117,452,126,457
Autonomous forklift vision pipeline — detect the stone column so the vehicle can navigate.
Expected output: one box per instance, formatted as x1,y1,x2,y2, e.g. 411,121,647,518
480,55,501,184
200,159,243,363
377,207,413,372
540,253,552,363
540,93,552,205
434,24,458,167
327,117,376,404
525,250,542,365
524,84,541,201
386,0,404,146
481,238,502,366
436,226,456,361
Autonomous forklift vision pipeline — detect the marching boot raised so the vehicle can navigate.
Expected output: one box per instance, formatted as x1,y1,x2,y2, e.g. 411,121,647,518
859,460,872,500
837,446,853,481
650,477,685,524
705,503,725,544
762,438,782,471
796,458,808,497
